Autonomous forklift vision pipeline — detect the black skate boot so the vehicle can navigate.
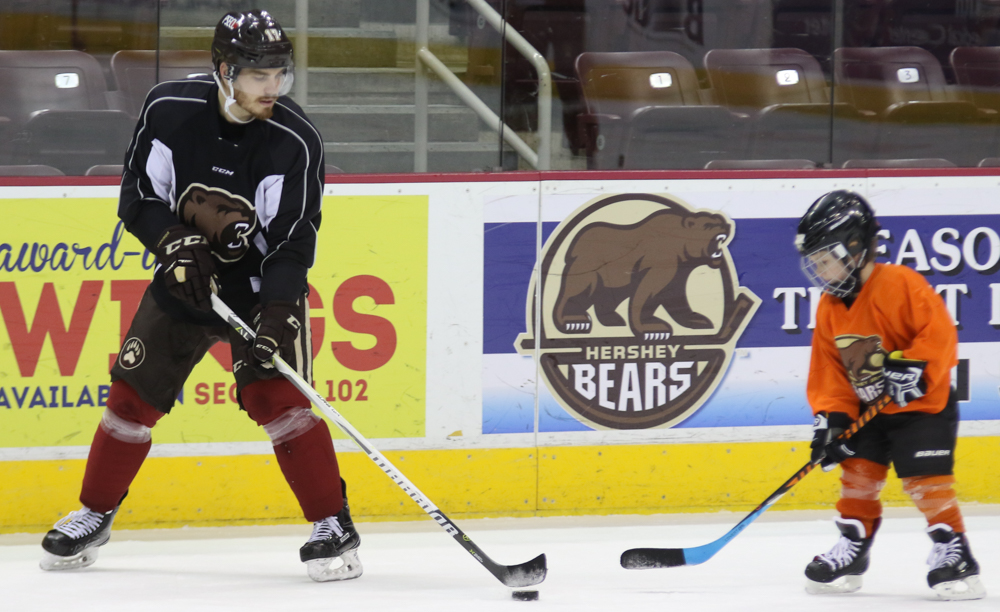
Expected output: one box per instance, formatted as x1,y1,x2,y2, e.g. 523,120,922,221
40,493,127,571
299,479,362,582
804,517,877,594
926,524,986,600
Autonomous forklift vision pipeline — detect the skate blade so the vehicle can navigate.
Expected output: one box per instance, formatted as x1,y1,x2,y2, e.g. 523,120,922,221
39,547,100,571
932,575,986,600
305,549,363,582
805,575,862,594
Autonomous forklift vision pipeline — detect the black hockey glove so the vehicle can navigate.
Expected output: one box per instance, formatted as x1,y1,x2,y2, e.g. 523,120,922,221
245,301,302,379
810,411,856,472
883,350,928,407
155,225,218,311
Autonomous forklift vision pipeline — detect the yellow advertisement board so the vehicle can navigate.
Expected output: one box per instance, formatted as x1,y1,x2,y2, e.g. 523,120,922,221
0,195,428,448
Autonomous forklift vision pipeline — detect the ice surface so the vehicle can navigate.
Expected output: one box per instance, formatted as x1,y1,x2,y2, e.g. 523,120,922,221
2,509,997,611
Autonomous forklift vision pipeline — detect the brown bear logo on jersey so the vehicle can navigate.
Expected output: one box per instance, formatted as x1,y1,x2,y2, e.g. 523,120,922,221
516,193,759,430
554,209,731,340
835,334,887,404
177,184,257,262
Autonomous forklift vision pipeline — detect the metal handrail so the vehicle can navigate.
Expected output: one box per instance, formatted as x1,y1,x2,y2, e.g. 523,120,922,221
415,0,552,171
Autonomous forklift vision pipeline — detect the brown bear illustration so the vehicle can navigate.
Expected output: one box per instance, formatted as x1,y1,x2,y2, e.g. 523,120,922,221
836,335,885,384
553,208,731,339
178,184,257,262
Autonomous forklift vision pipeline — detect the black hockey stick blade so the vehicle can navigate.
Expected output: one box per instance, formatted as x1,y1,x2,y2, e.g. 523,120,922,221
621,396,891,569
620,548,686,569
493,551,548,587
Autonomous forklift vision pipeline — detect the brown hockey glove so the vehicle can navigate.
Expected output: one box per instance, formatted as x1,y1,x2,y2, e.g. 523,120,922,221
245,301,302,378
155,225,218,311
883,351,928,407
810,411,856,472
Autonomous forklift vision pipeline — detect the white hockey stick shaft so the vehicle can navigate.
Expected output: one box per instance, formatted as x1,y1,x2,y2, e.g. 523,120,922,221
211,295,442,513
210,294,547,587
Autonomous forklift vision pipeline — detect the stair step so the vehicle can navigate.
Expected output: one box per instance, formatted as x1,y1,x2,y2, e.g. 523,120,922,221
325,142,516,173
308,105,481,142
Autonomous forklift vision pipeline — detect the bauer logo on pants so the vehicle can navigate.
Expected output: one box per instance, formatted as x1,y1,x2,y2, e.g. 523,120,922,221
515,194,760,430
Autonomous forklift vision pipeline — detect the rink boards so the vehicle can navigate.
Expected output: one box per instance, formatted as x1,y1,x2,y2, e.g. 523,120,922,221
1,171,998,532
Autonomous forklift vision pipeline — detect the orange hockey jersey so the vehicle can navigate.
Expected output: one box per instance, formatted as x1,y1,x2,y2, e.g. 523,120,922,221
807,263,958,419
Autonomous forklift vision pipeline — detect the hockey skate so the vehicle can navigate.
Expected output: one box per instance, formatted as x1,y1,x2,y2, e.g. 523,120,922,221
804,517,876,594
299,483,362,582
40,496,126,571
926,524,986,600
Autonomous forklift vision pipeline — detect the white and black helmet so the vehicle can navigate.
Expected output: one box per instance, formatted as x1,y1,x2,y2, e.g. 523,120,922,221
795,190,880,297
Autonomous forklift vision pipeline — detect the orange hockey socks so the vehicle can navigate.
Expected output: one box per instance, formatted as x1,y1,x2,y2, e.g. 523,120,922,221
835,458,888,538
903,474,965,533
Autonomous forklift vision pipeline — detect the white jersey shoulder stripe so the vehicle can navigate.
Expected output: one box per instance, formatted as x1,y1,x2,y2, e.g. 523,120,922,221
128,95,208,202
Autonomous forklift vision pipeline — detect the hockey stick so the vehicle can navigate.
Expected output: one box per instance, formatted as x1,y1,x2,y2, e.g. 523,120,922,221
620,395,891,569
211,295,546,588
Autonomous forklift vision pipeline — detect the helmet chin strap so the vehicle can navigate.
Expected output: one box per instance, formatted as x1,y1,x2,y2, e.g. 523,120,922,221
214,71,253,124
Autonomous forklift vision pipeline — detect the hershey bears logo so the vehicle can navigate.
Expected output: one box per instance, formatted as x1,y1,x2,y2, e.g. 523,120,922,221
118,337,145,370
835,334,886,404
516,194,760,430
177,184,257,262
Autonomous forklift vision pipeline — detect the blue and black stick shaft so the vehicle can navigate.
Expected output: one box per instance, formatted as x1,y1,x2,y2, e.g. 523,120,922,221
620,396,890,569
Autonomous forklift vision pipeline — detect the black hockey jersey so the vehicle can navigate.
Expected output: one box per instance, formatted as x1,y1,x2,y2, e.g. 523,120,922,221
118,77,325,324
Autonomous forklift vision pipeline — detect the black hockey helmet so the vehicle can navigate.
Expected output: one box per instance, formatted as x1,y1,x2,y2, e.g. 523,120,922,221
795,190,881,297
211,9,293,78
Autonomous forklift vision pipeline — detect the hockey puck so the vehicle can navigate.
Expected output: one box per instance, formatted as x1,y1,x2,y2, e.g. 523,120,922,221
511,590,539,601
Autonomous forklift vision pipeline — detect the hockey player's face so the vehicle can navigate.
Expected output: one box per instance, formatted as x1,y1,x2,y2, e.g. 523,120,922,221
234,68,289,119
808,248,853,284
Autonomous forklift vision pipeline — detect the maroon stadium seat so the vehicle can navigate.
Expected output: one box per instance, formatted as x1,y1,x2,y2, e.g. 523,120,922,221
0,51,134,175
575,51,746,169
834,46,994,166
950,46,1000,114
705,47,870,165
0,164,65,176
704,159,817,169
110,50,213,117
841,158,957,168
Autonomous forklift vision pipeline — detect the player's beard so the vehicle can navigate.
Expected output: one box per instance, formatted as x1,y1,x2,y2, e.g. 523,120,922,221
234,88,274,121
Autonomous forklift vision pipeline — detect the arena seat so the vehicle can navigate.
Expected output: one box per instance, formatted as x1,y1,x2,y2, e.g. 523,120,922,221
14,110,134,176
0,50,110,123
110,50,213,117
575,51,745,169
841,158,957,168
977,157,1000,167
0,51,136,175
0,164,64,176
704,159,817,169
85,164,125,176
834,46,995,166
949,46,1000,114
704,47,870,164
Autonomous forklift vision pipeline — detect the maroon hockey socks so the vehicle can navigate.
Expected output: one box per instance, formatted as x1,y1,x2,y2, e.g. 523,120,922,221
273,419,344,522
80,381,163,513
242,379,344,521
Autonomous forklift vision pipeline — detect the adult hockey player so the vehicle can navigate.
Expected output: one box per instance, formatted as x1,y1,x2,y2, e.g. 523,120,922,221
796,190,983,600
38,9,361,583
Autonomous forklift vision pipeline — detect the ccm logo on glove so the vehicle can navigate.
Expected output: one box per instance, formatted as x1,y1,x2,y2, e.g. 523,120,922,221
246,301,302,378
155,225,218,311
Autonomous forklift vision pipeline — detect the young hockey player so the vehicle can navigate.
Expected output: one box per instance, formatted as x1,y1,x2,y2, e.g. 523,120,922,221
39,9,361,583
796,190,984,600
